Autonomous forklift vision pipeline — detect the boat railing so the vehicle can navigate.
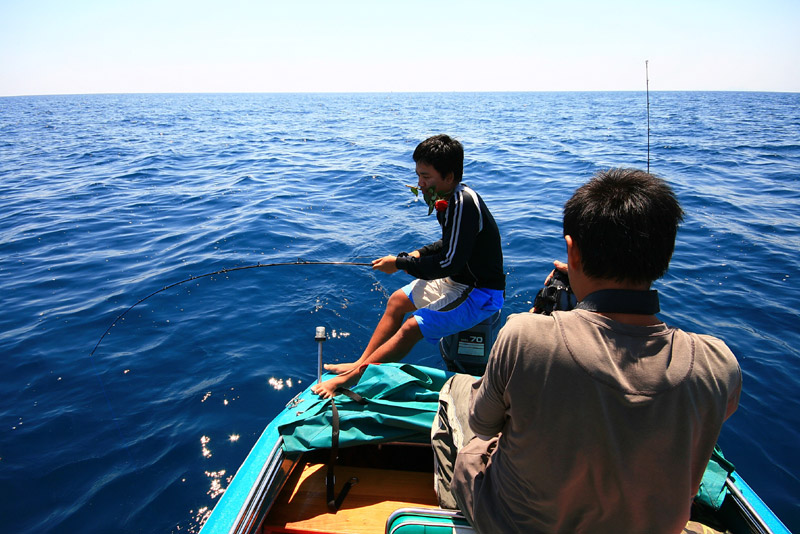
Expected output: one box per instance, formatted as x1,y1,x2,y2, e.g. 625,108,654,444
231,437,287,534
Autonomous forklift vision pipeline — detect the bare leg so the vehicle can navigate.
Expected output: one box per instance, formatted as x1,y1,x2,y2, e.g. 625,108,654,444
362,316,424,364
311,316,424,398
323,289,416,375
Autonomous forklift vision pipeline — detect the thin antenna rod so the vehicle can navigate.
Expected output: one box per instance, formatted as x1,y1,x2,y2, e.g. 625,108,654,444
646,60,650,173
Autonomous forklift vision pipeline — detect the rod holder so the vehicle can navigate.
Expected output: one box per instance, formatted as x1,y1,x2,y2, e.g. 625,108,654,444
315,326,326,384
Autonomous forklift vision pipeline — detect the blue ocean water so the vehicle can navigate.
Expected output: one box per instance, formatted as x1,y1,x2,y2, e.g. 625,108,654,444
1,92,798,533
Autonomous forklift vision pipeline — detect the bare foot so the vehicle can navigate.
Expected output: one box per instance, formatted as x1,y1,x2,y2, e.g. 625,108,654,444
323,362,358,375
310,365,367,399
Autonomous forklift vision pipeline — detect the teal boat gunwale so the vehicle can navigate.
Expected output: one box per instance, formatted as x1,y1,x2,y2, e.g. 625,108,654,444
199,401,302,534
724,472,791,534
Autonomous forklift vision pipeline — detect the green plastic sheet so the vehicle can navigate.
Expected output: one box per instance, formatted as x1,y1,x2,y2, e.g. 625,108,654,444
696,445,735,510
278,363,451,453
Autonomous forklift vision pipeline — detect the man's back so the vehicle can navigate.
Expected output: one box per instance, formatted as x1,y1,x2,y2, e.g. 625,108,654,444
456,310,741,534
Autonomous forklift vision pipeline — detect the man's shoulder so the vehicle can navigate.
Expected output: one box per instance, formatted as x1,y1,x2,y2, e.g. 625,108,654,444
670,326,733,352
677,329,742,403
682,330,740,367
501,312,559,339
491,313,565,371
455,184,485,205
506,311,557,325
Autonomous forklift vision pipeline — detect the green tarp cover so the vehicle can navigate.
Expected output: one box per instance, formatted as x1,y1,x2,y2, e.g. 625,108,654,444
696,445,735,510
278,363,451,453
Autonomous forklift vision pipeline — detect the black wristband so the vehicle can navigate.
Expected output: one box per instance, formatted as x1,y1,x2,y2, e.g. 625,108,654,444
397,252,409,258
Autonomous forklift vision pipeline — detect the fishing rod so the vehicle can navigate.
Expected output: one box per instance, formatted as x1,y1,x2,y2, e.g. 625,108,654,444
646,60,651,173
89,260,372,358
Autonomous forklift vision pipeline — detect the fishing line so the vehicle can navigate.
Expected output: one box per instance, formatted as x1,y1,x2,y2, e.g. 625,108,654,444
88,259,372,467
90,260,371,358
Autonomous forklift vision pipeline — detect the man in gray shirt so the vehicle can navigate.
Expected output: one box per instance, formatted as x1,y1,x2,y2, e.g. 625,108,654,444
432,168,741,533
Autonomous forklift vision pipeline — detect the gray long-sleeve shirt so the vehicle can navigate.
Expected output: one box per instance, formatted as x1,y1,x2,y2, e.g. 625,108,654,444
453,310,741,534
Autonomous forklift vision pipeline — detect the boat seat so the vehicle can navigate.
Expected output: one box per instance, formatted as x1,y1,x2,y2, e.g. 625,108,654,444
386,507,474,534
385,508,727,534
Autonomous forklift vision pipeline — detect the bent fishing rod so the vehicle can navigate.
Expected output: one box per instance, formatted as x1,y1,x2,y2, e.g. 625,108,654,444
89,260,372,358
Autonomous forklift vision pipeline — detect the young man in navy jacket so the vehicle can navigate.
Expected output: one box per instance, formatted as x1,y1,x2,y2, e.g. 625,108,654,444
312,134,505,398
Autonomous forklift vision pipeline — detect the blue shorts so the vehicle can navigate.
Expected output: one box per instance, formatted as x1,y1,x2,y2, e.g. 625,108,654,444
402,278,504,344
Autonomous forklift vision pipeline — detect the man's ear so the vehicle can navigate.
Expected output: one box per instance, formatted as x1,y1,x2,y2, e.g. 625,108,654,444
444,171,455,184
565,235,581,271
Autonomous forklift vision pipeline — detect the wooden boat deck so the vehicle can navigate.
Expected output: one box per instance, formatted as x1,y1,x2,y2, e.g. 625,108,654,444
261,444,438,534
256,443,744,534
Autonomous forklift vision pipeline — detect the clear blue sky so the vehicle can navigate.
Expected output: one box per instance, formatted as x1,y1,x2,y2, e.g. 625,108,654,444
1,0,798,96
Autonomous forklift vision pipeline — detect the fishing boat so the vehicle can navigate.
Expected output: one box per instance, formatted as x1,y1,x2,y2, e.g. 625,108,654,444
198,327,791,534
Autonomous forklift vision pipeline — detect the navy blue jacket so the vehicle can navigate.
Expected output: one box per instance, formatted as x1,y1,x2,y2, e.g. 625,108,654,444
396,184,505,291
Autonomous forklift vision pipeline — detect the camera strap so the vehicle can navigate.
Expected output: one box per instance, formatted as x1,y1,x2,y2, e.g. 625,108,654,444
575,289,660,315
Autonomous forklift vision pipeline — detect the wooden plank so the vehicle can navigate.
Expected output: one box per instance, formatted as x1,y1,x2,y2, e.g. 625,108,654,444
262,462,439,534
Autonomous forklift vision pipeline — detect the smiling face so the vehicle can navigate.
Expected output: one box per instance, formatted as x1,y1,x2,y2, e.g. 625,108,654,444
415,161,455,198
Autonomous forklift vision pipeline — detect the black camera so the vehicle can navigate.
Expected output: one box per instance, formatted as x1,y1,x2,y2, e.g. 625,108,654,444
532,269,576,315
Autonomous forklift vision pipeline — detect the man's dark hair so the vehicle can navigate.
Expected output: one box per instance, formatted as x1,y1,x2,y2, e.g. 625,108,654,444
563,168,684,284
413,134,464,183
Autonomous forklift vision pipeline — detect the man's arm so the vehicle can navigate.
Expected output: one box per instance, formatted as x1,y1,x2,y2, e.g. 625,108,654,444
372,250,421,275
468,320,516,436
416,240,444,257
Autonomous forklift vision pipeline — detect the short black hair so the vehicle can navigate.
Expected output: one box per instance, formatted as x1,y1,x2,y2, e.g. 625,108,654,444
413,134,464,183
563,168,684,284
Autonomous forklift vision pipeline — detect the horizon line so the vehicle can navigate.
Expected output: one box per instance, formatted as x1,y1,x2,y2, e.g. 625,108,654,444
3,88,799,99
